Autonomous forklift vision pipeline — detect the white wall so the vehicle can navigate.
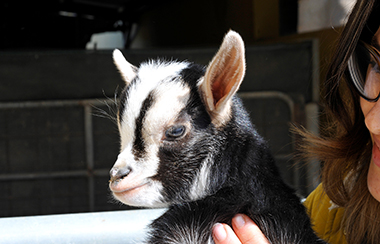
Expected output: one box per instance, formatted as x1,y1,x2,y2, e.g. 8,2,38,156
298,0,356,33
86,31,124,50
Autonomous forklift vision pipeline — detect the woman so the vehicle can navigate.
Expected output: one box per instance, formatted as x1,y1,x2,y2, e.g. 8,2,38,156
213,0,380,243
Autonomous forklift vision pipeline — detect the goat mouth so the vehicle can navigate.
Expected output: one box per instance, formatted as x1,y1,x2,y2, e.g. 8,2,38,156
112,184,149,201
110,180,149,194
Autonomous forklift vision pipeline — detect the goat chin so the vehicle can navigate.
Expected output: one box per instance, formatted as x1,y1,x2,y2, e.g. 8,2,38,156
111,178,168,208
108,30,327,244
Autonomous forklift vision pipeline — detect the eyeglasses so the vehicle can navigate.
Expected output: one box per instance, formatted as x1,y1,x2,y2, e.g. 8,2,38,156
348,41,380,102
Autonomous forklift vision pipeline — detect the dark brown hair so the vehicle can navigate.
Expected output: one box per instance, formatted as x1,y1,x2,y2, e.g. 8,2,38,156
295,0,380,243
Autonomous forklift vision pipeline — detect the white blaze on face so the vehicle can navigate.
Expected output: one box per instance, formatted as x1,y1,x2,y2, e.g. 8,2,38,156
118,61,189,148
111,61,192,207
144,81,191,141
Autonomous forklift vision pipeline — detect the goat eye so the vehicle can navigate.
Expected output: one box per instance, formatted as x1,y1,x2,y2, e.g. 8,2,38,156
165,125,186,139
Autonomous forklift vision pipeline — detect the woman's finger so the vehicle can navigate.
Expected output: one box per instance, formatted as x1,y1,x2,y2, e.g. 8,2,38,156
213,223,242,244
232,214,270,244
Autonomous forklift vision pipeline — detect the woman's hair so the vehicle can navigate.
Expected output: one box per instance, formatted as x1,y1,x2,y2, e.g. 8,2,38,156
295,0,380,243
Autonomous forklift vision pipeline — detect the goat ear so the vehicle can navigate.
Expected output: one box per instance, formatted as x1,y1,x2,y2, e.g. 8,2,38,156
200,30,246,125
113,49,137,86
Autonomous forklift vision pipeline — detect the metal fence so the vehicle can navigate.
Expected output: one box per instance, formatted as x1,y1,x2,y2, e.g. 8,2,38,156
0,99,131,217
0,91,319,218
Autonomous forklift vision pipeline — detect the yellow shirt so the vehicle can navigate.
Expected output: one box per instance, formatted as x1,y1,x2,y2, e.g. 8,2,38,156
304,184,347,244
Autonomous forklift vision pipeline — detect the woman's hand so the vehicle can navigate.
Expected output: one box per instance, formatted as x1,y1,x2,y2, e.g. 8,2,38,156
212,214,269,244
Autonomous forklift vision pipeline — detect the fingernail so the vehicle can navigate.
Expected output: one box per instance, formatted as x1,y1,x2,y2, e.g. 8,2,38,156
234,215,246,229
213,223,227,241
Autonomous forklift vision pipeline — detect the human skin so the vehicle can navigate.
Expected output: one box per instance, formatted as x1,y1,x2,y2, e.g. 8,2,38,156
212,214,269,244
362,28,380,203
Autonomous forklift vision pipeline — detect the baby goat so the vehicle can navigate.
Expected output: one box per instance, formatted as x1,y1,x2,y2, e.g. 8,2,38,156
109,31,325,244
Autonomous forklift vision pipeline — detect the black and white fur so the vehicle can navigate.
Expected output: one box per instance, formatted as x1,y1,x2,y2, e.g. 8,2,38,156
109,31,325,244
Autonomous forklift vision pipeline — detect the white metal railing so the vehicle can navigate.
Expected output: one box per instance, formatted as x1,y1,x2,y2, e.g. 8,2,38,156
0,208,166,244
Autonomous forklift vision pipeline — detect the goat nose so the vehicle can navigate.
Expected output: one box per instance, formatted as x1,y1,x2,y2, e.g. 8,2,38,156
109,167,131,181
